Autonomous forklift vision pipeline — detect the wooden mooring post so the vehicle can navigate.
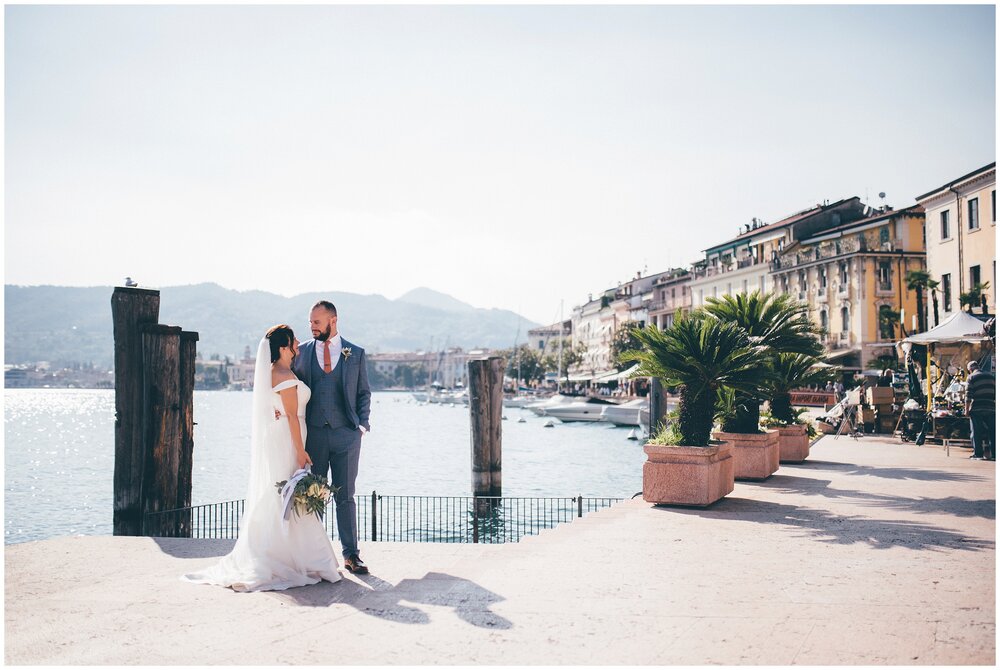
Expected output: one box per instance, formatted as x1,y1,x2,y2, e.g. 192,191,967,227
649,377,669,436
112,287,198,536
468,356,503,519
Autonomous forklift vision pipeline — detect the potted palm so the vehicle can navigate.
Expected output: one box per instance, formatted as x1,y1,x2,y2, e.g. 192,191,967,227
702,291,822,480
763,353,835,463
624,313,767,507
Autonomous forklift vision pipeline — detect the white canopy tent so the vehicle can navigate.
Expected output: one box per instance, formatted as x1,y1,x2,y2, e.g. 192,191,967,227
899,311,993,410
901,311,991,345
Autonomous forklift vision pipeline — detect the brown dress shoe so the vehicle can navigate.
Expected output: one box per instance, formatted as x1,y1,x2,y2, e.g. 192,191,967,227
344,555,369,574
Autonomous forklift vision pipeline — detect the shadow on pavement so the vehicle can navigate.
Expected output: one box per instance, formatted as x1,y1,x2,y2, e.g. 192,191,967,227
153,536,234,558
658,497,995,552
792,461,987,483
760,474,996,520
269,571,513,629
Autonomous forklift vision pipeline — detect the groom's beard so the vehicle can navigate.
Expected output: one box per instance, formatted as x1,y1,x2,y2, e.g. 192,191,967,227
314,325,332,341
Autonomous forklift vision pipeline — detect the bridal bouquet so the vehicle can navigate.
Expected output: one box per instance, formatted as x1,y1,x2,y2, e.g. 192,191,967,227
275,469,336,521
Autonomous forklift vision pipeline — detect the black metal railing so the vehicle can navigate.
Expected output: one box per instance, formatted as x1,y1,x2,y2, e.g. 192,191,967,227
143,493,623,543
144,499,245,539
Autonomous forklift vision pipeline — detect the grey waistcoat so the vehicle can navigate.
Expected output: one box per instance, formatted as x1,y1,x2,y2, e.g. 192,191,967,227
308,350,352,429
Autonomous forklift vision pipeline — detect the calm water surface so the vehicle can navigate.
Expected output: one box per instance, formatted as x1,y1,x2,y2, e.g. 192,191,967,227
5,390,646,544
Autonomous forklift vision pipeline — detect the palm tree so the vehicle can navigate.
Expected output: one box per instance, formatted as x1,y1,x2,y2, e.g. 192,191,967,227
960,281,991,314
765,353,836,425
927,277,941,327
701,291,823,433
624,315,767,447
905,270,933,333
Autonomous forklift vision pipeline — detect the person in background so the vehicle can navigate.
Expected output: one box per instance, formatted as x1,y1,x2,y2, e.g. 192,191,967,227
965,360,995,461
876,368,894,387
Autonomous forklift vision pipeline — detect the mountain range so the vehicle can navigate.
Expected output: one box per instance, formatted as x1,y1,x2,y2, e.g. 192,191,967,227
4,283,537,368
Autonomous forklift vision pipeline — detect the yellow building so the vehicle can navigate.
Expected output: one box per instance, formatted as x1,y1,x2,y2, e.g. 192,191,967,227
915,162,996,322
771,205,927,370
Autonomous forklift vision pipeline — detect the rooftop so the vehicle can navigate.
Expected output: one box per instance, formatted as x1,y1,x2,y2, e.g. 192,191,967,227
802,203,925,241
704,197,860,254
915,162,997,202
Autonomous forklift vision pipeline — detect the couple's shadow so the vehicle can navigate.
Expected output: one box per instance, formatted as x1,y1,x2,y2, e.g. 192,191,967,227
267,571,512,629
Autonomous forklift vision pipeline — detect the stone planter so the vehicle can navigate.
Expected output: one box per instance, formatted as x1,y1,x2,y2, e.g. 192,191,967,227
713,429,780,481
642,441,735,507
777,424,810,463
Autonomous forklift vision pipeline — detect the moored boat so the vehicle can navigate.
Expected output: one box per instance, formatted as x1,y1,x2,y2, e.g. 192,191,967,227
544,397,616,422
600,398,648,427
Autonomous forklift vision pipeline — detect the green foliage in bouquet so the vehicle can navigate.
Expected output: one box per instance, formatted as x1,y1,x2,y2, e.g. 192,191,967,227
275,473,337,519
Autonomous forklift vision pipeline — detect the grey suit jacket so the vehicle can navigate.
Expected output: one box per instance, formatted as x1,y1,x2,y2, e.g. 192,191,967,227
293,337,372,431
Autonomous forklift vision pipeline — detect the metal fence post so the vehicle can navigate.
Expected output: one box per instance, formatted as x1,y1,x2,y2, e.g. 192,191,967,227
577,495,583,518
371,490,378,541
472,496,479,543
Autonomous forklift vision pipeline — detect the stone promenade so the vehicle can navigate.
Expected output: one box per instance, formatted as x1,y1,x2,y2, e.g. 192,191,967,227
5,435,995,665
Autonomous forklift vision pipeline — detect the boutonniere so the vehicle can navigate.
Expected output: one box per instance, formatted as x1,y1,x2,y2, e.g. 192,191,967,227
341,347,352,360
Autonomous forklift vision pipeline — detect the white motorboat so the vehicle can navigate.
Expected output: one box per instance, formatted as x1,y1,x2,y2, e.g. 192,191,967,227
639,408,650,432
600,398,648,427
503,394,542,408
524,394,578,416
544,398,616,423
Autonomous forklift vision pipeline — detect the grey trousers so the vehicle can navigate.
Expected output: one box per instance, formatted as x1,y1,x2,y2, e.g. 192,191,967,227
305,424,362,559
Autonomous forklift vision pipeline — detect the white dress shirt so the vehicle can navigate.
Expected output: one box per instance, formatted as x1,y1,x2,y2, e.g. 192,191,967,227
315,333,343,372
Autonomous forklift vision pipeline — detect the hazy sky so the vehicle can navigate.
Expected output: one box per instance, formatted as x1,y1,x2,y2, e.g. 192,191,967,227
5,4,996,324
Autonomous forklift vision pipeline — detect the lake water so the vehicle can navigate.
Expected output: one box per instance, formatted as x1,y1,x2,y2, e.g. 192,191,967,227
4,390,647,544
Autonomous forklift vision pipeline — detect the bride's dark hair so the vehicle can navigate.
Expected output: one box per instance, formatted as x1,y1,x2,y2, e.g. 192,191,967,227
266,324,295,363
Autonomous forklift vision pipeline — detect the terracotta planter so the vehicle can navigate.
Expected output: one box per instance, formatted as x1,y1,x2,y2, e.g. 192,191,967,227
713,429,780,481
642,441,735,507
777,424,810,463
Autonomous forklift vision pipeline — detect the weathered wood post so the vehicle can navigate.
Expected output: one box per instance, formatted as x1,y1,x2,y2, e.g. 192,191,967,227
141,324,183,535
112,287,160,535
112,286,198,537
469,356,503,520
176,330,199,536
649,377,668,436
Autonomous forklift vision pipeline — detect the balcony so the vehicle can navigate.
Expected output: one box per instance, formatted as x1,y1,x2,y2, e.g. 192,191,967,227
770,233,908,272
830,332,854,350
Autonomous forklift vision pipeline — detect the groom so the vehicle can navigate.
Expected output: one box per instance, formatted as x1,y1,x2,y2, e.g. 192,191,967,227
293,300,372,574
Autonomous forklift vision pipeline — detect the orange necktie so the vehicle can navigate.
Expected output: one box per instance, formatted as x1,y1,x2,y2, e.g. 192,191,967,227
323,341,332,373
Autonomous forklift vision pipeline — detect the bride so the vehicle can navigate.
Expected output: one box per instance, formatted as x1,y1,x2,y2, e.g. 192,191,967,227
183,324,341,591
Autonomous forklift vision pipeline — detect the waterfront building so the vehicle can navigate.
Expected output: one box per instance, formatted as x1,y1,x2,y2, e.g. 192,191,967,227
771,205,927,370
568,270,673,383
570,291,615,379
526,320,571,357
369,348,474,388
646,268,692,330
689,198,867,307
915,162,996,322
527,322,571,354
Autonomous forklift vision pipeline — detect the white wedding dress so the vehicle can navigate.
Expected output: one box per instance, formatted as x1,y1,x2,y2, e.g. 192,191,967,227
183,340,341,592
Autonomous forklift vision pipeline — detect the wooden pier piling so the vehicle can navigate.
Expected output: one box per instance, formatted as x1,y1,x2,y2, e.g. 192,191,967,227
112,287,197,537
468,357,503,517
649,377,669,436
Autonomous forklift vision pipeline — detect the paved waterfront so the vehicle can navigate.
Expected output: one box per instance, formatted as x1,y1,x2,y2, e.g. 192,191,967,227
5,435,995,665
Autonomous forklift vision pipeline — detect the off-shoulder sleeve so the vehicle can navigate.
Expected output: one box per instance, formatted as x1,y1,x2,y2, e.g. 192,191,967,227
272,379,299,393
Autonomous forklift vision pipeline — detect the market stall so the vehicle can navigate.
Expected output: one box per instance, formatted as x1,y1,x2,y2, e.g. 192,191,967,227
898,311,994,447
